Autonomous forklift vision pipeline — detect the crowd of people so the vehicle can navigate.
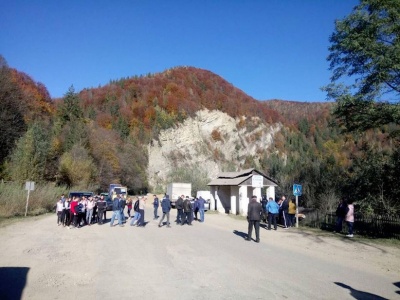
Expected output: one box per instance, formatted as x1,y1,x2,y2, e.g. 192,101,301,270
246,195,297,242
55,193,207,229
57,192,355,241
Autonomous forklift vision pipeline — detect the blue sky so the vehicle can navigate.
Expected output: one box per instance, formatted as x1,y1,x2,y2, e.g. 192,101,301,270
0,0,358,102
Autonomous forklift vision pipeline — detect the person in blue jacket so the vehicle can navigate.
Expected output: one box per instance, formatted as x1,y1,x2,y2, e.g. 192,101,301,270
158,194,171,228
197,196,206,222
266,197,280,230
153,194,159,220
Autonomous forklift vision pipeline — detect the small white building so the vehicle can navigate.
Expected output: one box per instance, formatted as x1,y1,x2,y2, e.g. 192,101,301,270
207,168,278,216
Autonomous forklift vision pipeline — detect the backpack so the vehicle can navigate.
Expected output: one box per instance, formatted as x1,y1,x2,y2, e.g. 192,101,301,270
134,200,139,212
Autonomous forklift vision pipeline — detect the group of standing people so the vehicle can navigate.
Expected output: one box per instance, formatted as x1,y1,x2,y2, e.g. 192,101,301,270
174,195,206,225
334,198,355,237
56,193,206,229
246,195,297,242
56,194,108,228
109,195,146,227
261,196,296,230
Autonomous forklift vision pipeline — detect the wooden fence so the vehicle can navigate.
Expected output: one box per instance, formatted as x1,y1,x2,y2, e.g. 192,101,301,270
304,211,400,240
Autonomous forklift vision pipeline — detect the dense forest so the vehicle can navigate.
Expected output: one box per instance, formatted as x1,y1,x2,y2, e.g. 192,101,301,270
1,54,398,216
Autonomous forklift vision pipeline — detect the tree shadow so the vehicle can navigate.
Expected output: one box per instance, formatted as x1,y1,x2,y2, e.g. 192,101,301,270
233,230,247,239
334,282,388,300
0,267,29,300
394,282,400,295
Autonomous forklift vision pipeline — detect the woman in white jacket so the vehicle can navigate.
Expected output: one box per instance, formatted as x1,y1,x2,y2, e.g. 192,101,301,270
345,200,355,238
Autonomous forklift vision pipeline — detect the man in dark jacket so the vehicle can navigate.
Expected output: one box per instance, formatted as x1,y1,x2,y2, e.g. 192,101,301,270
261,196,268,223
119,195,126,223
334,198,348,233
246,195,263,242
110,195,123,227
182,196,192,225
175,195,184,224
280,196,290,228
153,194,159,219
96,195,107,225
158,194,171,228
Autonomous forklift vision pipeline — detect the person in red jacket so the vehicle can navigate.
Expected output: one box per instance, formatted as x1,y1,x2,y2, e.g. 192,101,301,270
69,197,79,229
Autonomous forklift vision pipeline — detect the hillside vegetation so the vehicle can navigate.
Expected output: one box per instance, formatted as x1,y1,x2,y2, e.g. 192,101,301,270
0,57,399,216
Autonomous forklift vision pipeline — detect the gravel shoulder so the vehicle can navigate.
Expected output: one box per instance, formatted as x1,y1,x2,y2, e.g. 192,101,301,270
0,208,399,300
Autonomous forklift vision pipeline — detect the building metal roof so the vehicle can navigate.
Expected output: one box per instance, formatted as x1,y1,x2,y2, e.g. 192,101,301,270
208,168,278,186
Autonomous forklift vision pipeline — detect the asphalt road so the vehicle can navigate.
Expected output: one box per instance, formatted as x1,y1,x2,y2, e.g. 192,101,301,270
0,206,399,300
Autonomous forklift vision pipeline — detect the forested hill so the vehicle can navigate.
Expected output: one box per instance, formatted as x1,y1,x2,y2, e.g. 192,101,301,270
4,61,397,214
263,100,333,127
77,66,280,132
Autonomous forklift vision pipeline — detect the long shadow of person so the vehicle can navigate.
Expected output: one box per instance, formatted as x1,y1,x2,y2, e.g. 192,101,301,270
394,282,400,295
334,282,388,300
0,267,29,300
233,230,247,239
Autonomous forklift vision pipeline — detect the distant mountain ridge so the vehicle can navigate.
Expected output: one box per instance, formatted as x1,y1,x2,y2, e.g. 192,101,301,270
76,66,331,133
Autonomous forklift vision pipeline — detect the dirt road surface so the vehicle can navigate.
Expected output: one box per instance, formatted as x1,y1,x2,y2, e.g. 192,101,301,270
0,206,399,300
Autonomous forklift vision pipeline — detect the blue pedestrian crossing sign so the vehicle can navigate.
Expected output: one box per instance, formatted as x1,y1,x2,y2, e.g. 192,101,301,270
293,184,302,196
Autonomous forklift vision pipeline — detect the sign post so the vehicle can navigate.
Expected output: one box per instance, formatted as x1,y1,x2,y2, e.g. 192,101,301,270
251,175,263,188
25,181,35,217
293,184,302,228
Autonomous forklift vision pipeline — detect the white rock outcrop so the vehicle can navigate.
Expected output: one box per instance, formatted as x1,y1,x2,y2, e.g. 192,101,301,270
147,109,280,189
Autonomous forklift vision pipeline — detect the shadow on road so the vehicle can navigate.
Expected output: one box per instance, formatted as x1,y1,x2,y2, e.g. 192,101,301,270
0,267,29,300
394,282,400,295
233,230,247,239
290,229,389,254
334,282,388,300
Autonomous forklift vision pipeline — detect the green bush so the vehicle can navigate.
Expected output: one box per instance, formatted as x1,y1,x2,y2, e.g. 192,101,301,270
0,181,68,218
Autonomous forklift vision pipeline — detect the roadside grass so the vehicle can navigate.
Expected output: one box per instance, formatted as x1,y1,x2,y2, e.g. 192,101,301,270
0,181,99,223
0,182,69,219
289,223,400,248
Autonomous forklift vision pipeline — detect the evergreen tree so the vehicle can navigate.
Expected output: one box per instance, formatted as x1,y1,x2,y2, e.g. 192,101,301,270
325,0,400,132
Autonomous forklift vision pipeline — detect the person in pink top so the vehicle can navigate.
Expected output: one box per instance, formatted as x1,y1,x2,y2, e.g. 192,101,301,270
345,200,355,238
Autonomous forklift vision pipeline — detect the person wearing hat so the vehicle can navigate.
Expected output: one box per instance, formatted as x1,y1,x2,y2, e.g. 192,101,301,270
246,195,263,242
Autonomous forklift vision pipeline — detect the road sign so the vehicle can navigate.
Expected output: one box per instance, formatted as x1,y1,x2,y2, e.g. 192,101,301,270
293,184,302,196
25,181,35,191
25,181,35,217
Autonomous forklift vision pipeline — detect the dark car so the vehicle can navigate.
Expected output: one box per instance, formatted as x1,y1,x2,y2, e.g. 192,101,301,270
68,191,94,199
100,193,113,211
105,198,113,211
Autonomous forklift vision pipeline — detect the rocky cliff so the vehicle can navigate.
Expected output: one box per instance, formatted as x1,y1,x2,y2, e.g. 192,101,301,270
148,109,281,189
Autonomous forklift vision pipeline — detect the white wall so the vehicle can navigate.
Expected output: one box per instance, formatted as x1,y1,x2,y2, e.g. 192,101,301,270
239,186,248,216
266,186,276,200
210,184,276,216
230,186,239,215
